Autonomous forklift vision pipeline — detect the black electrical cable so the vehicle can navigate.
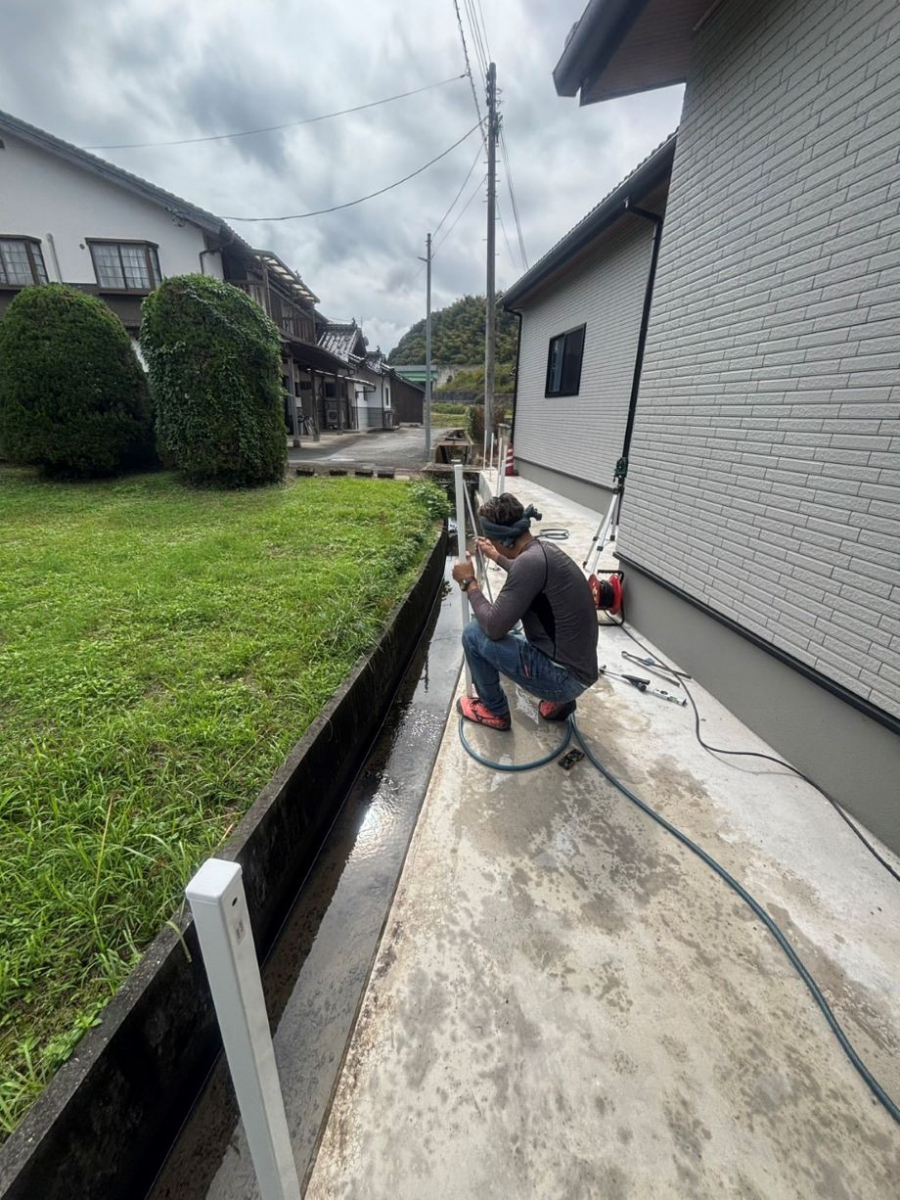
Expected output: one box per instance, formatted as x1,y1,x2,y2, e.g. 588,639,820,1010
84,74,467,149
225,122,481,221
433,171,486,256
569,721,900,1125
433,145,483,239
500,130,529,270
457,712,900,1125
497,200,520,272
608,597,900,886
537,528,570,541
408,152,484,288
451,0,487,142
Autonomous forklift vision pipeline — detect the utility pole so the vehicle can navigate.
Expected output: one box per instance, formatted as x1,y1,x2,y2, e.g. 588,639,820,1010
484,61,498,465
424,232,433,459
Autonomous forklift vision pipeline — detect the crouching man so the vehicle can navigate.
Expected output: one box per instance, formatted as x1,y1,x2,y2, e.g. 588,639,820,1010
452,493,599,731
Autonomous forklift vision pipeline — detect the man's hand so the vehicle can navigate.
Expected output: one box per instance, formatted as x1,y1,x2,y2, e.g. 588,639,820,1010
475,536,501,563
452,554,476,585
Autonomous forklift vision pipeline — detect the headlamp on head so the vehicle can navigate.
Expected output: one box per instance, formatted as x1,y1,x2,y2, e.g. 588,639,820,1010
480,500,542,548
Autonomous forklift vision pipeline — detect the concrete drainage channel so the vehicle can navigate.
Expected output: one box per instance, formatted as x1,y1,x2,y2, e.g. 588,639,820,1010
147,559,462,1199
0,532,458,1200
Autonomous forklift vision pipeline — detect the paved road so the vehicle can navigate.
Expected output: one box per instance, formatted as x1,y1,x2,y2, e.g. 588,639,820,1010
287,427,429,472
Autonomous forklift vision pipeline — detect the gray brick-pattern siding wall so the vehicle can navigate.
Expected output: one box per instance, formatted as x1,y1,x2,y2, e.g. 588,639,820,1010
514,219,655,487
618,0,900,718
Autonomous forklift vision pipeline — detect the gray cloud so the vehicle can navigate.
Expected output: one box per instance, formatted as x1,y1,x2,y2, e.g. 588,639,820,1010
0,0,683,351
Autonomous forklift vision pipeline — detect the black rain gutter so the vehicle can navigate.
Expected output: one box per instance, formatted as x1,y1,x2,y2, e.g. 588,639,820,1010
553,0,649,98
509,310,523,447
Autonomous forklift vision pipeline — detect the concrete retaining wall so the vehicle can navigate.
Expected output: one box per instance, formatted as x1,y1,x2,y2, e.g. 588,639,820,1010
0,528,447,1200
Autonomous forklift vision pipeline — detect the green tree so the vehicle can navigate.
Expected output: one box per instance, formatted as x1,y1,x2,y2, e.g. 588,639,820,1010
0,284,154,476
141,275,286,488
388,294,518,373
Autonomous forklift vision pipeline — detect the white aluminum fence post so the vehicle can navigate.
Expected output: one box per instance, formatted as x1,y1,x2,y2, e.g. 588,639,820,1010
185,859,301,1200
495,429,506,497
463,483,493,602
453,461,473,696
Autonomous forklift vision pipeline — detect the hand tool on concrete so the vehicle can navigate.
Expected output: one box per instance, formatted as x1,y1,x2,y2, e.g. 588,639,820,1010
600,666,688,707
621,650,683,686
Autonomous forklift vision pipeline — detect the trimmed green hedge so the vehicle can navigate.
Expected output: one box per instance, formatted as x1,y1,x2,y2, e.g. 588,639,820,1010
140,275,286,487
0,284,154,476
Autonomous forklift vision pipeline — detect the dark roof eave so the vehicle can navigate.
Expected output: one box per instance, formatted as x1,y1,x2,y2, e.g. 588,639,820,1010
502,132,675,310
553,0,646,98
286,340,352,374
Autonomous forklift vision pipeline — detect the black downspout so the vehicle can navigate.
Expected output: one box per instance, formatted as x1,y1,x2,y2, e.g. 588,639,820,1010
509,309,523,449
615,201,664,514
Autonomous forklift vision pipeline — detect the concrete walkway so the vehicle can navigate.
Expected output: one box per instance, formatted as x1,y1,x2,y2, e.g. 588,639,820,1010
305,478,900,1199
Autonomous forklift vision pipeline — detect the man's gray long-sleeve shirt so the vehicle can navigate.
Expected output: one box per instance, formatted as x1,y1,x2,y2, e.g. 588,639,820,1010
469,539,599,686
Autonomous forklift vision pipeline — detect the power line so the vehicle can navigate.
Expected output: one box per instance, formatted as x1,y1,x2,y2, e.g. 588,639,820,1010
463,0,489,78
410,160,486,287
434,144,483,239
451,0,487,141
224,121,482,221
454,0,527,274
472,0,493,62
497,198,519,272
83,74,467,150
500,130,528,269
434,171,487,256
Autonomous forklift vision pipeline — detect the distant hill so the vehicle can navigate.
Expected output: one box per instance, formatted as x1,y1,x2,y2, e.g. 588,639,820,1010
388,295,518,378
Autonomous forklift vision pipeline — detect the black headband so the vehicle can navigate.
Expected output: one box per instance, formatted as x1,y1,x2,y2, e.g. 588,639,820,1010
481,504,542,548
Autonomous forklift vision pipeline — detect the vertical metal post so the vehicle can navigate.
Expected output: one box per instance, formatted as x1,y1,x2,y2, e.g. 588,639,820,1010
489,431,495,472
453,461,473,696
310,370,320,441
185,860,301,1200
484,62,498,465
288,360,301,449
424,232,433,460
464,483,493,602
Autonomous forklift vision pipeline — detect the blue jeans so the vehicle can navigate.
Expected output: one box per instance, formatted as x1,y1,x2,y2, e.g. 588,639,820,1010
462,619,587,716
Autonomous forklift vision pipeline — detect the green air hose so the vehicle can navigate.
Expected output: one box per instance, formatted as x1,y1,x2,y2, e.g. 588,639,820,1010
457,714,900,1126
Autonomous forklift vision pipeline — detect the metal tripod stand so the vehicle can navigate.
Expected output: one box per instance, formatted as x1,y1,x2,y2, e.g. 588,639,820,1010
582,479,623,577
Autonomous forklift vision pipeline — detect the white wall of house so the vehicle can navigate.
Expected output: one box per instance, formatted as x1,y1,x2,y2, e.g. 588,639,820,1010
353,367,390,429
513,218,656,490
0,133,223,284
618,0,900,721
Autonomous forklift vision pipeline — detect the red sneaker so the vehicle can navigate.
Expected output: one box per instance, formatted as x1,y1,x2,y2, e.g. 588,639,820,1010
457,696,511,731
538,699,577,722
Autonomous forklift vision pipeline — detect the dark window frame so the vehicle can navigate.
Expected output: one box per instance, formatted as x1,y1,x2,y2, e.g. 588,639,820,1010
87,239,162,293
0,235,49,287
544,323,586,398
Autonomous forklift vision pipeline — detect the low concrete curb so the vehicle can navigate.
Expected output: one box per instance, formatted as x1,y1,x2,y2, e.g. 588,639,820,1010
0,527,447,1200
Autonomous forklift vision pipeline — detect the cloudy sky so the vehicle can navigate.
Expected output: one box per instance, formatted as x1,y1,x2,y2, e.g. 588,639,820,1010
0,0,682,354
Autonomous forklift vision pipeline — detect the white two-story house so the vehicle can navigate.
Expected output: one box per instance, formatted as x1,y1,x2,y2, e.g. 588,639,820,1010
0,107,351,441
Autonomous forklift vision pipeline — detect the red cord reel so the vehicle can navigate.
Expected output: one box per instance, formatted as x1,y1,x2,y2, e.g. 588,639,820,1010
588,570,623,614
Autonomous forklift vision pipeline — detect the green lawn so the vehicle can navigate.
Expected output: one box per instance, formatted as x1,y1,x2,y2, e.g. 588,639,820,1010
0,468,443,1136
